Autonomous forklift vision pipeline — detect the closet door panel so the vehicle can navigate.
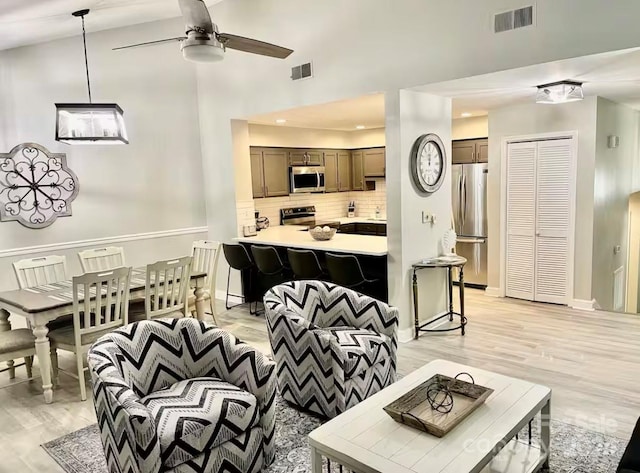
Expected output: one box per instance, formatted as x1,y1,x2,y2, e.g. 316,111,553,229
505,142,537,300
534,139,572,304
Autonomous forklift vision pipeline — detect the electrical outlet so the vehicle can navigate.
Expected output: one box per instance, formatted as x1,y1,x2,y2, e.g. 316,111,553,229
422,211,436,224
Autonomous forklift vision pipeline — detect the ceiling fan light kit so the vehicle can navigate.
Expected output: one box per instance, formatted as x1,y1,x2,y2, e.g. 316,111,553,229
113,0,293,63
536,80,584,104
55,9,128,145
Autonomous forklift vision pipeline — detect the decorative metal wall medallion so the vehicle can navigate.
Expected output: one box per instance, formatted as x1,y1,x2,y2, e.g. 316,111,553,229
0,143,79,228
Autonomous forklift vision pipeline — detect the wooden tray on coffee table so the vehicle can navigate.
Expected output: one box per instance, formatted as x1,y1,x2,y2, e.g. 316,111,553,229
383,374,494,437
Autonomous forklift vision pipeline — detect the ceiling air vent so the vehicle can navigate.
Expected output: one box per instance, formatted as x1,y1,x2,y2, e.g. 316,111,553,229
494,5,534,33
291,62,313,81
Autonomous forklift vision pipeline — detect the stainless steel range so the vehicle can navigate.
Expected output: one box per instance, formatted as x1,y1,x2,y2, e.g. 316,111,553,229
280,206,340,229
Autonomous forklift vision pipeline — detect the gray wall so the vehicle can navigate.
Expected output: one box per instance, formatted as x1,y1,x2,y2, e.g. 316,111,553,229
487,98,598,303
592,98,639,311
0,18,207,291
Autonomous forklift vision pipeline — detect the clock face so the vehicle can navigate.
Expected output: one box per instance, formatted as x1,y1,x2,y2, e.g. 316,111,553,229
411,134,446,194
419,142,443,186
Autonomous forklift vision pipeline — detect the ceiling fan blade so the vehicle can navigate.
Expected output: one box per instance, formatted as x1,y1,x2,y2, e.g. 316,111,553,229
217,33,293,59
179,0,214,35
113,37,186,51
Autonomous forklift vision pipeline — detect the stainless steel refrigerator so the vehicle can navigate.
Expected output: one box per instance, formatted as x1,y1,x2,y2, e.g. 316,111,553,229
452,163,488,287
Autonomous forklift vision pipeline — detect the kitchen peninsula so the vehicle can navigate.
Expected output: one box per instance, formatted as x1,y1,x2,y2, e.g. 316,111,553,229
235,217,388,301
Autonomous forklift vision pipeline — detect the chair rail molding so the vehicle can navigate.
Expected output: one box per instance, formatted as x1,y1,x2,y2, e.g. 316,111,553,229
0,226,208,258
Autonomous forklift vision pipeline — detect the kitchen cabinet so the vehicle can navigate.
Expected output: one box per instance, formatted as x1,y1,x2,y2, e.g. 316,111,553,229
250,147,289,198
452,138,488,164
352,150,364,190
250,149,265,198
323,151,338,192
289,149,323,166
338,151,351,191
339,222,387,236
363,147,385,177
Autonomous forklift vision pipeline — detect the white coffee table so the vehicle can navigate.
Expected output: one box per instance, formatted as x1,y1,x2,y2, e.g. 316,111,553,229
308,359,551,473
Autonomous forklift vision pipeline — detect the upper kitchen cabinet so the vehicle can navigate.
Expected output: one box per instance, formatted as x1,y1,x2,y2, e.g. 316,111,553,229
337,151,351,191
250,147,289,198
452,138,488,164
352,150,364,191
363,147,385,177
289,149,324,166
323,151,338,192
250,149,265,198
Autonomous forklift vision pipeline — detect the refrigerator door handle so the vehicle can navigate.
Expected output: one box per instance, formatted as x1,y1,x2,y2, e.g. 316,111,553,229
457,173,463,231
461,173,467,228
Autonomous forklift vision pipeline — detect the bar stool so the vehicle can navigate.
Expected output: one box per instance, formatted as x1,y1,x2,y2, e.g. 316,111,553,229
251,246,289,300
287,248,324,280
325,252,379,293
222,243,257,314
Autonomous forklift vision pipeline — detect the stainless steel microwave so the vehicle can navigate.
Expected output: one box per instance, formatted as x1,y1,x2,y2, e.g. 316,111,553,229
290,166,325,193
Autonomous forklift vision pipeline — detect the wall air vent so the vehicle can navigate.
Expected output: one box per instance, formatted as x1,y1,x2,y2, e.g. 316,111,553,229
291,62,313,81
494,5,534,33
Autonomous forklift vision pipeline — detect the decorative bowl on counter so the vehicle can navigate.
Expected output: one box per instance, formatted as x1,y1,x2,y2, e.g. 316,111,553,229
309,226,337,241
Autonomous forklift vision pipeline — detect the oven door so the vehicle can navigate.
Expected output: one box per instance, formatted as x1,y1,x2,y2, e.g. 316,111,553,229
290,166,325,193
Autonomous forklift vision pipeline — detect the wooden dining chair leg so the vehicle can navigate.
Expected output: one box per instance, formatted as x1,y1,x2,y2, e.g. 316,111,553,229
76,352,87,401
24,356,33,379
7,360,15,379
50,348,59,386
209,297,218,325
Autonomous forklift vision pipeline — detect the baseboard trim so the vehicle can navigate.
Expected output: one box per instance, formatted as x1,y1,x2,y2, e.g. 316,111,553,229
215,290,243,306
0,226,209,258
484,286,502,297
570,299,596,311
398,327,414,344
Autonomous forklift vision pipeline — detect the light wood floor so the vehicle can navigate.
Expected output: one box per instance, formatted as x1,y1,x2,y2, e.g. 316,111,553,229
0,291,638,472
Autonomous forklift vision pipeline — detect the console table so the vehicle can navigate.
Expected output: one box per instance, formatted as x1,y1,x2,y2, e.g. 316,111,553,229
412,256,467,338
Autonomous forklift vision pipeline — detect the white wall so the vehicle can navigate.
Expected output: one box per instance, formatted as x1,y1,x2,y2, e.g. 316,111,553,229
0,17,207,291
195,0,640,305
592,98,639,311
487,98,598,302
452,116,488,140
248,124,385,148
386,91,451,334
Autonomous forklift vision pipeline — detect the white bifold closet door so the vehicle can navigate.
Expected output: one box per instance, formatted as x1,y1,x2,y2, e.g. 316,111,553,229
506,139,572,304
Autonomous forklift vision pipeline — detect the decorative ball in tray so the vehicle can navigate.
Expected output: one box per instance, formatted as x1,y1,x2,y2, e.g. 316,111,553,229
309,225,337,241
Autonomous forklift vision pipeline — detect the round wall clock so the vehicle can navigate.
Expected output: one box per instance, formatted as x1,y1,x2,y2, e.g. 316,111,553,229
410,133,447,194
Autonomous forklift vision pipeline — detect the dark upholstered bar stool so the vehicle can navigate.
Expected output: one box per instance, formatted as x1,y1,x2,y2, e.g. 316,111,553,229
326,252,379,292
287,248,324,280
251,246,289,303
222,243,257,314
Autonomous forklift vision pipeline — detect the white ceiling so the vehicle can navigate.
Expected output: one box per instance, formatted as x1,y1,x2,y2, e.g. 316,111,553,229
0,0,222,51
415,47,640,118
248,94,386,131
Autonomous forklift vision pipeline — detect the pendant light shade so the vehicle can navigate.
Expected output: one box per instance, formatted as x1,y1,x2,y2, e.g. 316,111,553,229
536,80,584,104
55,10,128,145
55,104,128,144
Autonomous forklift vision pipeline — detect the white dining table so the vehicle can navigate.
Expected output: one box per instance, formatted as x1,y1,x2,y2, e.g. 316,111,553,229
0,266,207,404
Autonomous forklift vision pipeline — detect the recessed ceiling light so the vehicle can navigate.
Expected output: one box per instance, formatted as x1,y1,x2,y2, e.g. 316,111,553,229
461,112,473,118
276,119,287,124
355,125,366,130
536,80,584,104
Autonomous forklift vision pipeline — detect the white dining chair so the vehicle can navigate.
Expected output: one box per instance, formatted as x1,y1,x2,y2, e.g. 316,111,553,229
78,247,126,272
13,255,68,289
11,255,69,377
49,266,131,401
144,256,193,320
190,240,221,324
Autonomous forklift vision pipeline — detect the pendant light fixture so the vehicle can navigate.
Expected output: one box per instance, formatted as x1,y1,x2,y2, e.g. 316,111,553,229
55,9,128,145
536,80,584,105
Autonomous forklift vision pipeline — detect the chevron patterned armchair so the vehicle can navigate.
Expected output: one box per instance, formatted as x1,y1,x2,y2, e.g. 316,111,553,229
88,318,276,473
265,281,398,418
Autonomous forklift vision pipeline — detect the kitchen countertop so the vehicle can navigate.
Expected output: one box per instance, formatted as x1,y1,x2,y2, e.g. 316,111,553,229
336,217,387,224
235,225,387,256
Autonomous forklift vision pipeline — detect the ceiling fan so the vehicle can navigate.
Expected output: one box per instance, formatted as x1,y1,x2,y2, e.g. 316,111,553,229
113,0,293,63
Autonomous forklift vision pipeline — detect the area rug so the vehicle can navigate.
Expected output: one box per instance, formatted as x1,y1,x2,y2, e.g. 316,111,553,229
42,394,626,473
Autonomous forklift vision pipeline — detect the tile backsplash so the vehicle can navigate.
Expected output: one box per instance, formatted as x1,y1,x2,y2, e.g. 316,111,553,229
252,180,386,226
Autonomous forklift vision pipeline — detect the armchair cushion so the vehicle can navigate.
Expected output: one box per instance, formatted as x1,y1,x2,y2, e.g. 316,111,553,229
327,327,392,379
141,377,260,468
